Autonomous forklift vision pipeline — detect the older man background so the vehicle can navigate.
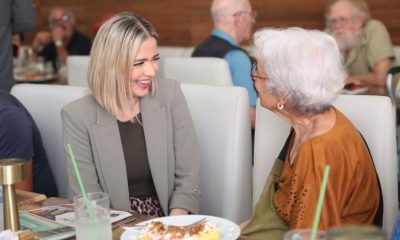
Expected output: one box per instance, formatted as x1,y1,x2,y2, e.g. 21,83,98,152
32,7,91,73
325,0,395,87
192,0,258,127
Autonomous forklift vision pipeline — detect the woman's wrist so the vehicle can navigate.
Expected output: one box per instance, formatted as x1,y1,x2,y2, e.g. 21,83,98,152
169,208,189,216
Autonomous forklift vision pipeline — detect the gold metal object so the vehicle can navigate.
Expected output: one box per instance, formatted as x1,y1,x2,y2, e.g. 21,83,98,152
0,158,27,232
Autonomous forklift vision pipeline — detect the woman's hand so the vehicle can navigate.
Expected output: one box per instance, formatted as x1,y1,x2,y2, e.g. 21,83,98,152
239,219,250,229
169,208,189,216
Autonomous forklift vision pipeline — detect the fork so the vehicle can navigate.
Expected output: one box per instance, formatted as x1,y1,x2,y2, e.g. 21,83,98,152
122,217,207,230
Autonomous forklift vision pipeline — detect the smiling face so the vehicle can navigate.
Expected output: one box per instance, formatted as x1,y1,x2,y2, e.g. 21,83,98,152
130,37,160,98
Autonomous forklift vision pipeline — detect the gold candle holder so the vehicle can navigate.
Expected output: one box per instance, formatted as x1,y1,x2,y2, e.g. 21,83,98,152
0,158,26,232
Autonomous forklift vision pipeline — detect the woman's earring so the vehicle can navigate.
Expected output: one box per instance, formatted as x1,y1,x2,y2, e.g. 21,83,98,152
277,102,284,110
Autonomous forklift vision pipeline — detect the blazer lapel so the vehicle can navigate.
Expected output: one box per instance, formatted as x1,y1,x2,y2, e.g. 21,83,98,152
92,104,130,211
141,95,169,214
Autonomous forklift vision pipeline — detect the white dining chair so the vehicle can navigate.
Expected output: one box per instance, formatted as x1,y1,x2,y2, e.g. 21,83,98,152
181,83,253,223
160,57,233,86
253,94,398,236
11,84,90,199
66,55,90,87
158,46,194,58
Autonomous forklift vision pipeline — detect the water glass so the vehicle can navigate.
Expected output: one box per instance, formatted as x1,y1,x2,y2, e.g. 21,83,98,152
326,225,385,240
284,229,327,240
74,192,112,240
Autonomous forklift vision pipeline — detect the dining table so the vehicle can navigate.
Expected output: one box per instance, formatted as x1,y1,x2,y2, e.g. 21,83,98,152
17,197,152,240
16,197,249,240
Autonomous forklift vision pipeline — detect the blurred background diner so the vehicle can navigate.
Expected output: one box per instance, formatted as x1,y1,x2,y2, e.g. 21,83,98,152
9,0,400,90
325,0,395,88
31,7,91,74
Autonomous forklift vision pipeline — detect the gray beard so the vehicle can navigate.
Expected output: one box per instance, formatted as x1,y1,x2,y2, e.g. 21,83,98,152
334,28,362,53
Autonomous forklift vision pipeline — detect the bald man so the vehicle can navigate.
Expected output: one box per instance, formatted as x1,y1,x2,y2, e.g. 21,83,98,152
192,0,257,127
325,0,394,87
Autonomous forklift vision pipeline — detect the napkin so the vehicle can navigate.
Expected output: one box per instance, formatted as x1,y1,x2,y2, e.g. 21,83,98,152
0,230,18,240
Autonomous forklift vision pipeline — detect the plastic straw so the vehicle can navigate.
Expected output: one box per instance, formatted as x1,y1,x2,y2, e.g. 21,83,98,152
310,165,331,240
67,143,95,221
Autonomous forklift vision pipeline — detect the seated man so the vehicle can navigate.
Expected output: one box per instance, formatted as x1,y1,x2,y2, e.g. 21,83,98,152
0,90,58,197
192,0,258,127
325,0,395,87
32,7,91,73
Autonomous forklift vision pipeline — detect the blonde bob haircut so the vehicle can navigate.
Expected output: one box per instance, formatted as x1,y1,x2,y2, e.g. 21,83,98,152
88,12,159,118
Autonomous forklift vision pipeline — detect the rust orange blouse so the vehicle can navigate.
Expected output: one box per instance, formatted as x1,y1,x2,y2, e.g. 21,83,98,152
274,108,381,229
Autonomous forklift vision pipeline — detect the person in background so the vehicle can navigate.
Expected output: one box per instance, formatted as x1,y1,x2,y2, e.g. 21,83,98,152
0,90,58,197
325,0,394,87
241,27,382,239
0,0,36,91
32,7,91,72
62,12,200,216
192,0,258,127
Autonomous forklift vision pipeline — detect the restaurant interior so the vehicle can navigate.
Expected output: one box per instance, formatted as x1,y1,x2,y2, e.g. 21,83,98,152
2,0,400,239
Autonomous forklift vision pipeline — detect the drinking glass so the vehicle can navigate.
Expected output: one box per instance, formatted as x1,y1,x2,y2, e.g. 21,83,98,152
74,192,112,240
326,225,385,240
284,229,327,240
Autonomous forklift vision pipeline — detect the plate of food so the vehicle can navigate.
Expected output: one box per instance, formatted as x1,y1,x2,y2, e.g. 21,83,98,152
14,71,57,83
120,215,240,240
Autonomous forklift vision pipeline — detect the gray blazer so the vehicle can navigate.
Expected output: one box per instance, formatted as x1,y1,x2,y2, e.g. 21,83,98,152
62,78,200,214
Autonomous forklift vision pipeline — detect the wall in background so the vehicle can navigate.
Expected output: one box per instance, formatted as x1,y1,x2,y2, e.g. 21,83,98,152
26,0,400,46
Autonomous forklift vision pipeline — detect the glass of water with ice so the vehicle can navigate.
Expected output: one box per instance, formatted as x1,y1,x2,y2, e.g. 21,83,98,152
74,192,112,240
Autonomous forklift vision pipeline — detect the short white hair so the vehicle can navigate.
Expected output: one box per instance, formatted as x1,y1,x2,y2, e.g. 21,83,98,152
252,27,346,114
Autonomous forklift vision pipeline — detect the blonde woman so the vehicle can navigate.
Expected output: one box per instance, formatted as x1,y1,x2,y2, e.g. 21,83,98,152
62,12,200,216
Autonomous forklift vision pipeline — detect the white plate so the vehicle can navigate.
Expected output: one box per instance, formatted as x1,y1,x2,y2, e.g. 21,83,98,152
120,215,240,240
14,72,57,83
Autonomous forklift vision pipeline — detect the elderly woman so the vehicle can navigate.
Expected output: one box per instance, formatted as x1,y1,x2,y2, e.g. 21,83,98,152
241,28,382,239
61,12,200,216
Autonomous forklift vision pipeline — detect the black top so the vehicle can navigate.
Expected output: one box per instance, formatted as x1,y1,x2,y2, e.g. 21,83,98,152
0,90,58,197
192,35,250,59
118,114,157,197
39,30,91,72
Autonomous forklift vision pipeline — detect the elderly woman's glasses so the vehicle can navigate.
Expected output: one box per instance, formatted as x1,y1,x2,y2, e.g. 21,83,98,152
251,62,267,82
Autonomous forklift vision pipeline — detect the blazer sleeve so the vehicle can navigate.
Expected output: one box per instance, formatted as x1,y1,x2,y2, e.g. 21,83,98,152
61,105,103,196
12,0,36,33
168,81,201,213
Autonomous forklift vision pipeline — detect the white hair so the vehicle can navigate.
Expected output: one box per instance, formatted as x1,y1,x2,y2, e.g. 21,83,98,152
252,27,346,114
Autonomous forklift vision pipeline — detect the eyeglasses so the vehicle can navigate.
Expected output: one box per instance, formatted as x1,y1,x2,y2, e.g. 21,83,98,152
250,62,267,82
233,10,257,19
327,16,355,27
49,13,72,27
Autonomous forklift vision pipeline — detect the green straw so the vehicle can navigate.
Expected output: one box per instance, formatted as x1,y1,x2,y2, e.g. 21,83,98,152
67,143,95,221
310,165,331,240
